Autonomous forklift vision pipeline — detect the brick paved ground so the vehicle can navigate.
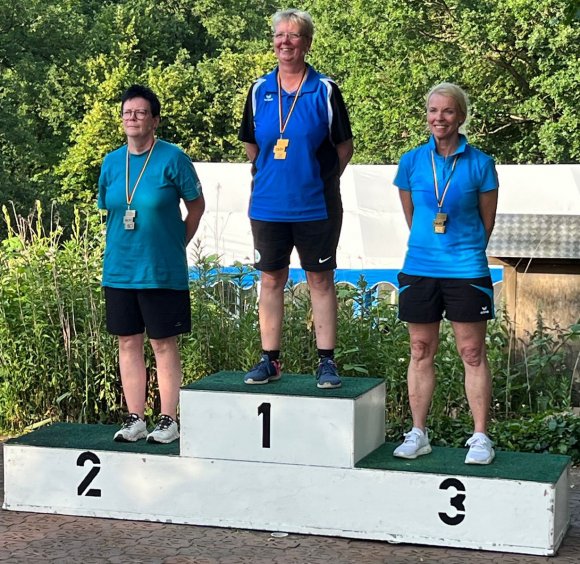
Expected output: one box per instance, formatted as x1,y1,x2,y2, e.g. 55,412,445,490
1,442,578,564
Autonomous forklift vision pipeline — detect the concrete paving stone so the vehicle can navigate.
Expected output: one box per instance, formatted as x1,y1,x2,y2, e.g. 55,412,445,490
107,559,164,564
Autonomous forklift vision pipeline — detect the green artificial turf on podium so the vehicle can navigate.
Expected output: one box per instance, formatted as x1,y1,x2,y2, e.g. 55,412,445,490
183,370,384,398
357,442,570,483
8,423,570,483
6,423,570,484
7,422,180,456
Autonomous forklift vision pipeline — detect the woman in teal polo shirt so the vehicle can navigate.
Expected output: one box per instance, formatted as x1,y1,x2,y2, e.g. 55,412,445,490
239,9,353,389
393,82,499,465
99,84,205,444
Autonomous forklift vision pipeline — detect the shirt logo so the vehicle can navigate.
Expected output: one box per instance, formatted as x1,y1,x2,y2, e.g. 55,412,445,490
264,94,273,102
480,306,489,315
318,256,332,264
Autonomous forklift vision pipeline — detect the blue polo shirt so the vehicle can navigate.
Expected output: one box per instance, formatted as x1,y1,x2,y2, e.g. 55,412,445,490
98,139,202,289
239,64,352,222
394,135,499,278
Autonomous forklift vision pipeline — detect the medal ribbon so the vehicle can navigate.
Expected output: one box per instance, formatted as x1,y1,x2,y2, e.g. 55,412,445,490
126,139,157,207
277,67,308,138
431,150,459,211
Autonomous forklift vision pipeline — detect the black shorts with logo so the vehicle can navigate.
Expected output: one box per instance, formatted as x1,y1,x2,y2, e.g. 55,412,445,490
397,274,494,323
104,287,191,339
251,215,343,272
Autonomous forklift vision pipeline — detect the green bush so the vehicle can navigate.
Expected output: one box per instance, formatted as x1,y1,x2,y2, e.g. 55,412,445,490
0,204,578,463
0,203,120,430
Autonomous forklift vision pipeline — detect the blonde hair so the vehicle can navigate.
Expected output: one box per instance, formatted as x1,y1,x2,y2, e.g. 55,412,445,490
426,82,470,130
272,9,314,38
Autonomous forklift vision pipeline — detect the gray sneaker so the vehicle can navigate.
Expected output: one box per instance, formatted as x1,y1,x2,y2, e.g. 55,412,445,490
393,427,432,459
147,414,179,444
465,432,495,464
114,413,147,442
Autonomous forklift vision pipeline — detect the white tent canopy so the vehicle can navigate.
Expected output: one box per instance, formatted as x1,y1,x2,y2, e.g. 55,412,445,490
190,163,580,269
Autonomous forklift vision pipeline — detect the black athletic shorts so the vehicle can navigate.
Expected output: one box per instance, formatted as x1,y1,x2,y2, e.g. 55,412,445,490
397,274,494,323
250,215,343,272
104,287,191,339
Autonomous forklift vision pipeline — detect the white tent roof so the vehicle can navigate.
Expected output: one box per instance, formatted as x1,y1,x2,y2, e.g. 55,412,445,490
190,163,580,268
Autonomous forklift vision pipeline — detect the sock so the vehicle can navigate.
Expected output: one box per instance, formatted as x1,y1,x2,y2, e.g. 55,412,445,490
317,349,334,360
263,350,280,362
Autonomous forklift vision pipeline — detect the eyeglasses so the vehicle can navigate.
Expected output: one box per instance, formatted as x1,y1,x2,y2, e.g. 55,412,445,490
273,32,303,40
121,109,150,120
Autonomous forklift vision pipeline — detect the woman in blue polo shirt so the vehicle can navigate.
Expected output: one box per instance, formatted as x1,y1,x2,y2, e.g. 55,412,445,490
393,82,499,465
238,8,353,389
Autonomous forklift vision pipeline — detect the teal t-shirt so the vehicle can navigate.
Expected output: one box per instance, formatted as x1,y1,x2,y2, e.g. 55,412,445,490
98,139,202,289
393,135,499,278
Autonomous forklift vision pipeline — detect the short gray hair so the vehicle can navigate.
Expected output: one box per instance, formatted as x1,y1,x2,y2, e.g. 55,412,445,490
426,82,470,127
272,9,314,38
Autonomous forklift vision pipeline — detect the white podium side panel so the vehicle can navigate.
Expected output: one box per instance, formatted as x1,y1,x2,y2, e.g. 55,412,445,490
353,383,386,463
180,384,385,468
3,444,568,556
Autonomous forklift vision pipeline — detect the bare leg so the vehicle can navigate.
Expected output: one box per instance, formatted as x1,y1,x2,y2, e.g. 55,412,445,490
150,336,182,420
258,268,289,350
451,321,491,434
118,334,147,419
306,270,337,349
407,322,440,430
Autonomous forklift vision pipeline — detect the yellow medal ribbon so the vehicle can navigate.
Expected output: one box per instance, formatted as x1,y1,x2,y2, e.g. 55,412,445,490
431,150,459,234
126,138,157,208
431,150,459,211
274,67,308,160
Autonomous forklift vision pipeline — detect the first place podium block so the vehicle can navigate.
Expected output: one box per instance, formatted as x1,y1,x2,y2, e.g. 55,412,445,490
2,371,572,556
179,371,386,467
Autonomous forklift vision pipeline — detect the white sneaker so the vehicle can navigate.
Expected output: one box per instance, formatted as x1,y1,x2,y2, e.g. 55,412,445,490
465,432,495,464
147,414,179,444
114,413,147,442
393,427,432,459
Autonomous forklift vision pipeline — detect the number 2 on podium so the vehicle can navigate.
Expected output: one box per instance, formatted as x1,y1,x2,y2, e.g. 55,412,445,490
257,402,271,448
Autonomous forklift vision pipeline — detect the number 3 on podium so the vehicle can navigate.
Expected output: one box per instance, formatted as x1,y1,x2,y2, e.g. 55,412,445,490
439,477,466,525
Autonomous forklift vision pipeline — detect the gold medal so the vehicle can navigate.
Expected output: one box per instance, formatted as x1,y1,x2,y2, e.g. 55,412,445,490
433,211,447,234
273,138,289,160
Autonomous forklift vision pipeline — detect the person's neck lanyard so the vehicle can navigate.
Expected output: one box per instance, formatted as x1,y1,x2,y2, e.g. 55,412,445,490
273,67,308,160
431,150,459,234
123,139,157,230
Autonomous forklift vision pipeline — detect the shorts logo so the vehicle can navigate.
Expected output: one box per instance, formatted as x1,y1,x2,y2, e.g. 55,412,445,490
480,306,489,315
264,94,273,102
318,256,332,264
254,249,261,263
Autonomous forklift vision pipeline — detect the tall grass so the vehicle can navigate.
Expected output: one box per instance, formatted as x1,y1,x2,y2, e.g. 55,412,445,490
0,203,119,430
0,204,578,443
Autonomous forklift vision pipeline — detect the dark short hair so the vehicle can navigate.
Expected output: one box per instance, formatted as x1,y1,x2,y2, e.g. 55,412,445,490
121,84,161,117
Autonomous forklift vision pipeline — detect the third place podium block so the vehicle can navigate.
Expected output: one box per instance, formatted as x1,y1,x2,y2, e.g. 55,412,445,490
3,371,571,556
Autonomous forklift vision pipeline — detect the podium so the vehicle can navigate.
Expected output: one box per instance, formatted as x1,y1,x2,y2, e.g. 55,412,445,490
2,371,571,555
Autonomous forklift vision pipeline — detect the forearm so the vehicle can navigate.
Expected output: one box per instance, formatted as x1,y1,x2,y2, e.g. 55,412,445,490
184,195,205,244
336,139,354,177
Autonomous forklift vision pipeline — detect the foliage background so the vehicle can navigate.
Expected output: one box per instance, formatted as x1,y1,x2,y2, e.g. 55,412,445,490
0,1,579,457
0,209,578,461
1,0,578,220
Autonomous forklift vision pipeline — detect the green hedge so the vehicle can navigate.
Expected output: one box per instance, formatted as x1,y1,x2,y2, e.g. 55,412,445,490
0,204,578,462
